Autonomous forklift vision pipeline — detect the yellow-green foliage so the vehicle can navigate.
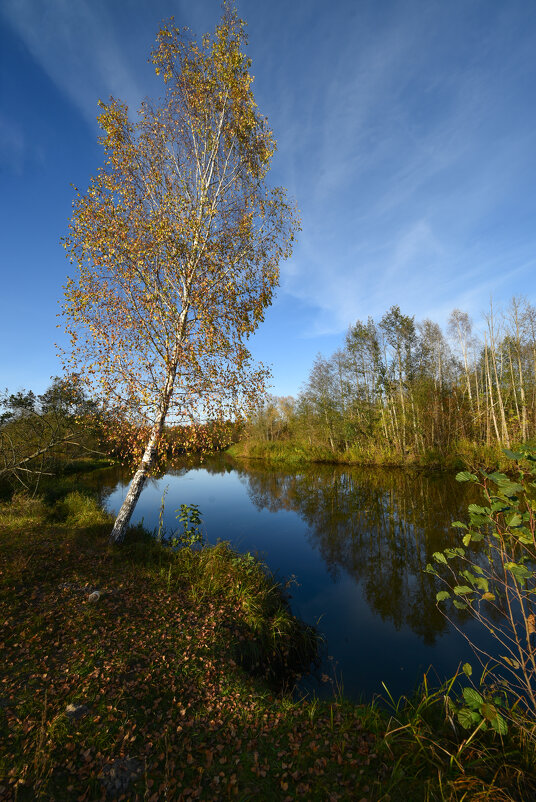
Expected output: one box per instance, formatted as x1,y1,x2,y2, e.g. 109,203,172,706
229,436,532,472
228,440,339,464
59,491,113,528
452,438,514,471
230,438,421,467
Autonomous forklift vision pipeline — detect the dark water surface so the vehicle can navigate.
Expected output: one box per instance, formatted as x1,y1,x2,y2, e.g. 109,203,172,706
99,455,495,702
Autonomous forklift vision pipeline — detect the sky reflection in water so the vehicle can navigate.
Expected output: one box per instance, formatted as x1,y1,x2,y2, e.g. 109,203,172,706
103,456,496,701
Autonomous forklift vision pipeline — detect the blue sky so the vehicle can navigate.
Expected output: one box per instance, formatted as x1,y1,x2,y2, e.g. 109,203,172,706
1,0,536,398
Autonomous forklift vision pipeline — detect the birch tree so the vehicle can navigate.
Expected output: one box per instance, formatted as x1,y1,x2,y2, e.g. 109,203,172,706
62,6,299,543
506,297,531,442
448,309,474,411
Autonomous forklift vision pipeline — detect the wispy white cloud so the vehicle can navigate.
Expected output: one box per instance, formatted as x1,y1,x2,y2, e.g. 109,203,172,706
0,114,46,175
3,0,535,346
1,0,149,124
264,0,536,337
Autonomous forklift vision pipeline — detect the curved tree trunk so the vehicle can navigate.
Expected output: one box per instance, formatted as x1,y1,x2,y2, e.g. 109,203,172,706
109,425,161,543
110,356,180,544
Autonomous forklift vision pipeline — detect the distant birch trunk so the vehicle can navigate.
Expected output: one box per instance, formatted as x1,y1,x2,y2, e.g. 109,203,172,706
508,298,529,442
484,336,501,444
486,304,510,448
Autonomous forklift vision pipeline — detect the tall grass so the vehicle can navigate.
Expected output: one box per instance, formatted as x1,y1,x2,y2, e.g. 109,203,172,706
228,436,524,471
227,439,336,464
125,534,320,684
380,669,536,800
0,492,48,529
59,491,113,528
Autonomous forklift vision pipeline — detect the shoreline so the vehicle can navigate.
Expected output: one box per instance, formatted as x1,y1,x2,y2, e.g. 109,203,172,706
225,438,514,472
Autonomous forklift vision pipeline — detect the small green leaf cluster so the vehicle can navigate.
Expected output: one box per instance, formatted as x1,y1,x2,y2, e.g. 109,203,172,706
231,551,258,575
427,457,536,610
171,503,204,549
446,665,508,735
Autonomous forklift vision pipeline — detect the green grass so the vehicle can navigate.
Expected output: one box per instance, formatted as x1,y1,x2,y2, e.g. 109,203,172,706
0,492,50,529
226,440,337,465
227,438,519,472
57,491,112,528
378,672,536,801
0,490,112,531
1,485,536,800
227,438,427,467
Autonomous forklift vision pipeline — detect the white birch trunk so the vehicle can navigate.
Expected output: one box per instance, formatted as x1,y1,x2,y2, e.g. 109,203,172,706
109,423,163,543
110,352,188,544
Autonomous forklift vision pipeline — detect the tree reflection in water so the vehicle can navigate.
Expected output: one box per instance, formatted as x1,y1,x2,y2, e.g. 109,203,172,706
101,456,501,698
232,461,479,645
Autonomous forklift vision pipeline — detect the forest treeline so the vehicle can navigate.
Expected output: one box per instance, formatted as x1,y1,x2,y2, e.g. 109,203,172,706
240,297,536,464
5,296,536,484
0,376,237,495
0,377,106,495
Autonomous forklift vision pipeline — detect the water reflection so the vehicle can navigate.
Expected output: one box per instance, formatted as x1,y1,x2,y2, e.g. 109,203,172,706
229,462,478,645
101,455,490,699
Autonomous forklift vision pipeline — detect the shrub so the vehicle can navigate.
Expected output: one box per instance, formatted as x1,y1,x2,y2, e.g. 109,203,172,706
427,448,536,714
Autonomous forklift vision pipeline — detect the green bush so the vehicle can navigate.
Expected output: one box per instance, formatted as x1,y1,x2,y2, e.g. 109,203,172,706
427,448,536,714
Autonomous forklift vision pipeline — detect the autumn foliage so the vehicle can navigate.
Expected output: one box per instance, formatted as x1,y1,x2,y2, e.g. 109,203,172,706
61,4,299,540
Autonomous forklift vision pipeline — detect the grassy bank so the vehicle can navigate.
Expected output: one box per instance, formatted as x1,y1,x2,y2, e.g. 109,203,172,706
1,487,535,800
227,438,516,471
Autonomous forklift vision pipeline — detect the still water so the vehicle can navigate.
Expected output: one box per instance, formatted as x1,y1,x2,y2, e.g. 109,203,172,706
100,454,495,702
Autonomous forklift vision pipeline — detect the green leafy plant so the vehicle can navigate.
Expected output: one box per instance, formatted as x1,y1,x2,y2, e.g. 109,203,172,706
172,503,204,549
426,448,536,713
444,663,509,735
231,551,257,575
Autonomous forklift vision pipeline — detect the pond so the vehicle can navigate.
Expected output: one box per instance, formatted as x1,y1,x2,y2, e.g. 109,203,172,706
99,454,496,702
